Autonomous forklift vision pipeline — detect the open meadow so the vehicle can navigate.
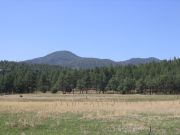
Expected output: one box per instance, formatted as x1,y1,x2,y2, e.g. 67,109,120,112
0,94,180,135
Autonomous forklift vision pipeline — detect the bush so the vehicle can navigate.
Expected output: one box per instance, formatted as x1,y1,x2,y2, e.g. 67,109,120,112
51,89,58,94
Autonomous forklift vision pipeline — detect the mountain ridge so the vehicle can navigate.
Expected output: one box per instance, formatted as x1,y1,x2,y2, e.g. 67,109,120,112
24,51,160,69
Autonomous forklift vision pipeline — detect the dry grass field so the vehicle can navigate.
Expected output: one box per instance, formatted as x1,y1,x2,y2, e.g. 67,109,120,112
0,94,180,135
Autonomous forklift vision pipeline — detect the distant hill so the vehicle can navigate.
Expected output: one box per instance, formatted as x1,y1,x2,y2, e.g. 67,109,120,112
24,51,160,69
119,57,160,65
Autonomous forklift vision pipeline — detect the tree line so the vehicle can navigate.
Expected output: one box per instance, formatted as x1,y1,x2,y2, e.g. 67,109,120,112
0,58,180,94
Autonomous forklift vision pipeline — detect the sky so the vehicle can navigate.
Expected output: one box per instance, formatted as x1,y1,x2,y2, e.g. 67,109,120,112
0,0,180,62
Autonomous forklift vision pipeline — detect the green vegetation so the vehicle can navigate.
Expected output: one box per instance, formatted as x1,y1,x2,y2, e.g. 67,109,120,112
0,58,180,94
24,51,160,69
0,112,179,135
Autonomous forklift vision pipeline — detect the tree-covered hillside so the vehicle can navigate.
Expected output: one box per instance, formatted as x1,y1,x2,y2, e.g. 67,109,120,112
0,59,180,94
24,51,160,69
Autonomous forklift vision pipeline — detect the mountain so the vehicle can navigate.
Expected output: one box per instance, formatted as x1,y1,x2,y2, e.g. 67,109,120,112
119,57,160,65
24,51,160,69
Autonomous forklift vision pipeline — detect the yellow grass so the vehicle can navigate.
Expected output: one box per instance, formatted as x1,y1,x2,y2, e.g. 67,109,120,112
0,94,180,119
0,94,180,134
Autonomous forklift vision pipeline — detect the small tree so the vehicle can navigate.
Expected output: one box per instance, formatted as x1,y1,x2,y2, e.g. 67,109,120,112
136,79,146,94
76,79,86,94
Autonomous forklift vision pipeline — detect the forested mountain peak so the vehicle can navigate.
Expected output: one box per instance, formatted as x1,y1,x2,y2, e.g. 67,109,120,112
24,51,160,69
45,51,80,59
24,51,80,66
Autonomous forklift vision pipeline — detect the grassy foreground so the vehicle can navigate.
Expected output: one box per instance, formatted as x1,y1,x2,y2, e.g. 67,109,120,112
0,94,180,135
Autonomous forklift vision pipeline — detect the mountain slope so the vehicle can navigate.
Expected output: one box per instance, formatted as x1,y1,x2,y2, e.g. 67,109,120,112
25,51,81,66
120,57,160,65
24,51,160,69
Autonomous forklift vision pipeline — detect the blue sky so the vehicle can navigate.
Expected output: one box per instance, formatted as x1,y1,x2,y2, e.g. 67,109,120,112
0,0,180,61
